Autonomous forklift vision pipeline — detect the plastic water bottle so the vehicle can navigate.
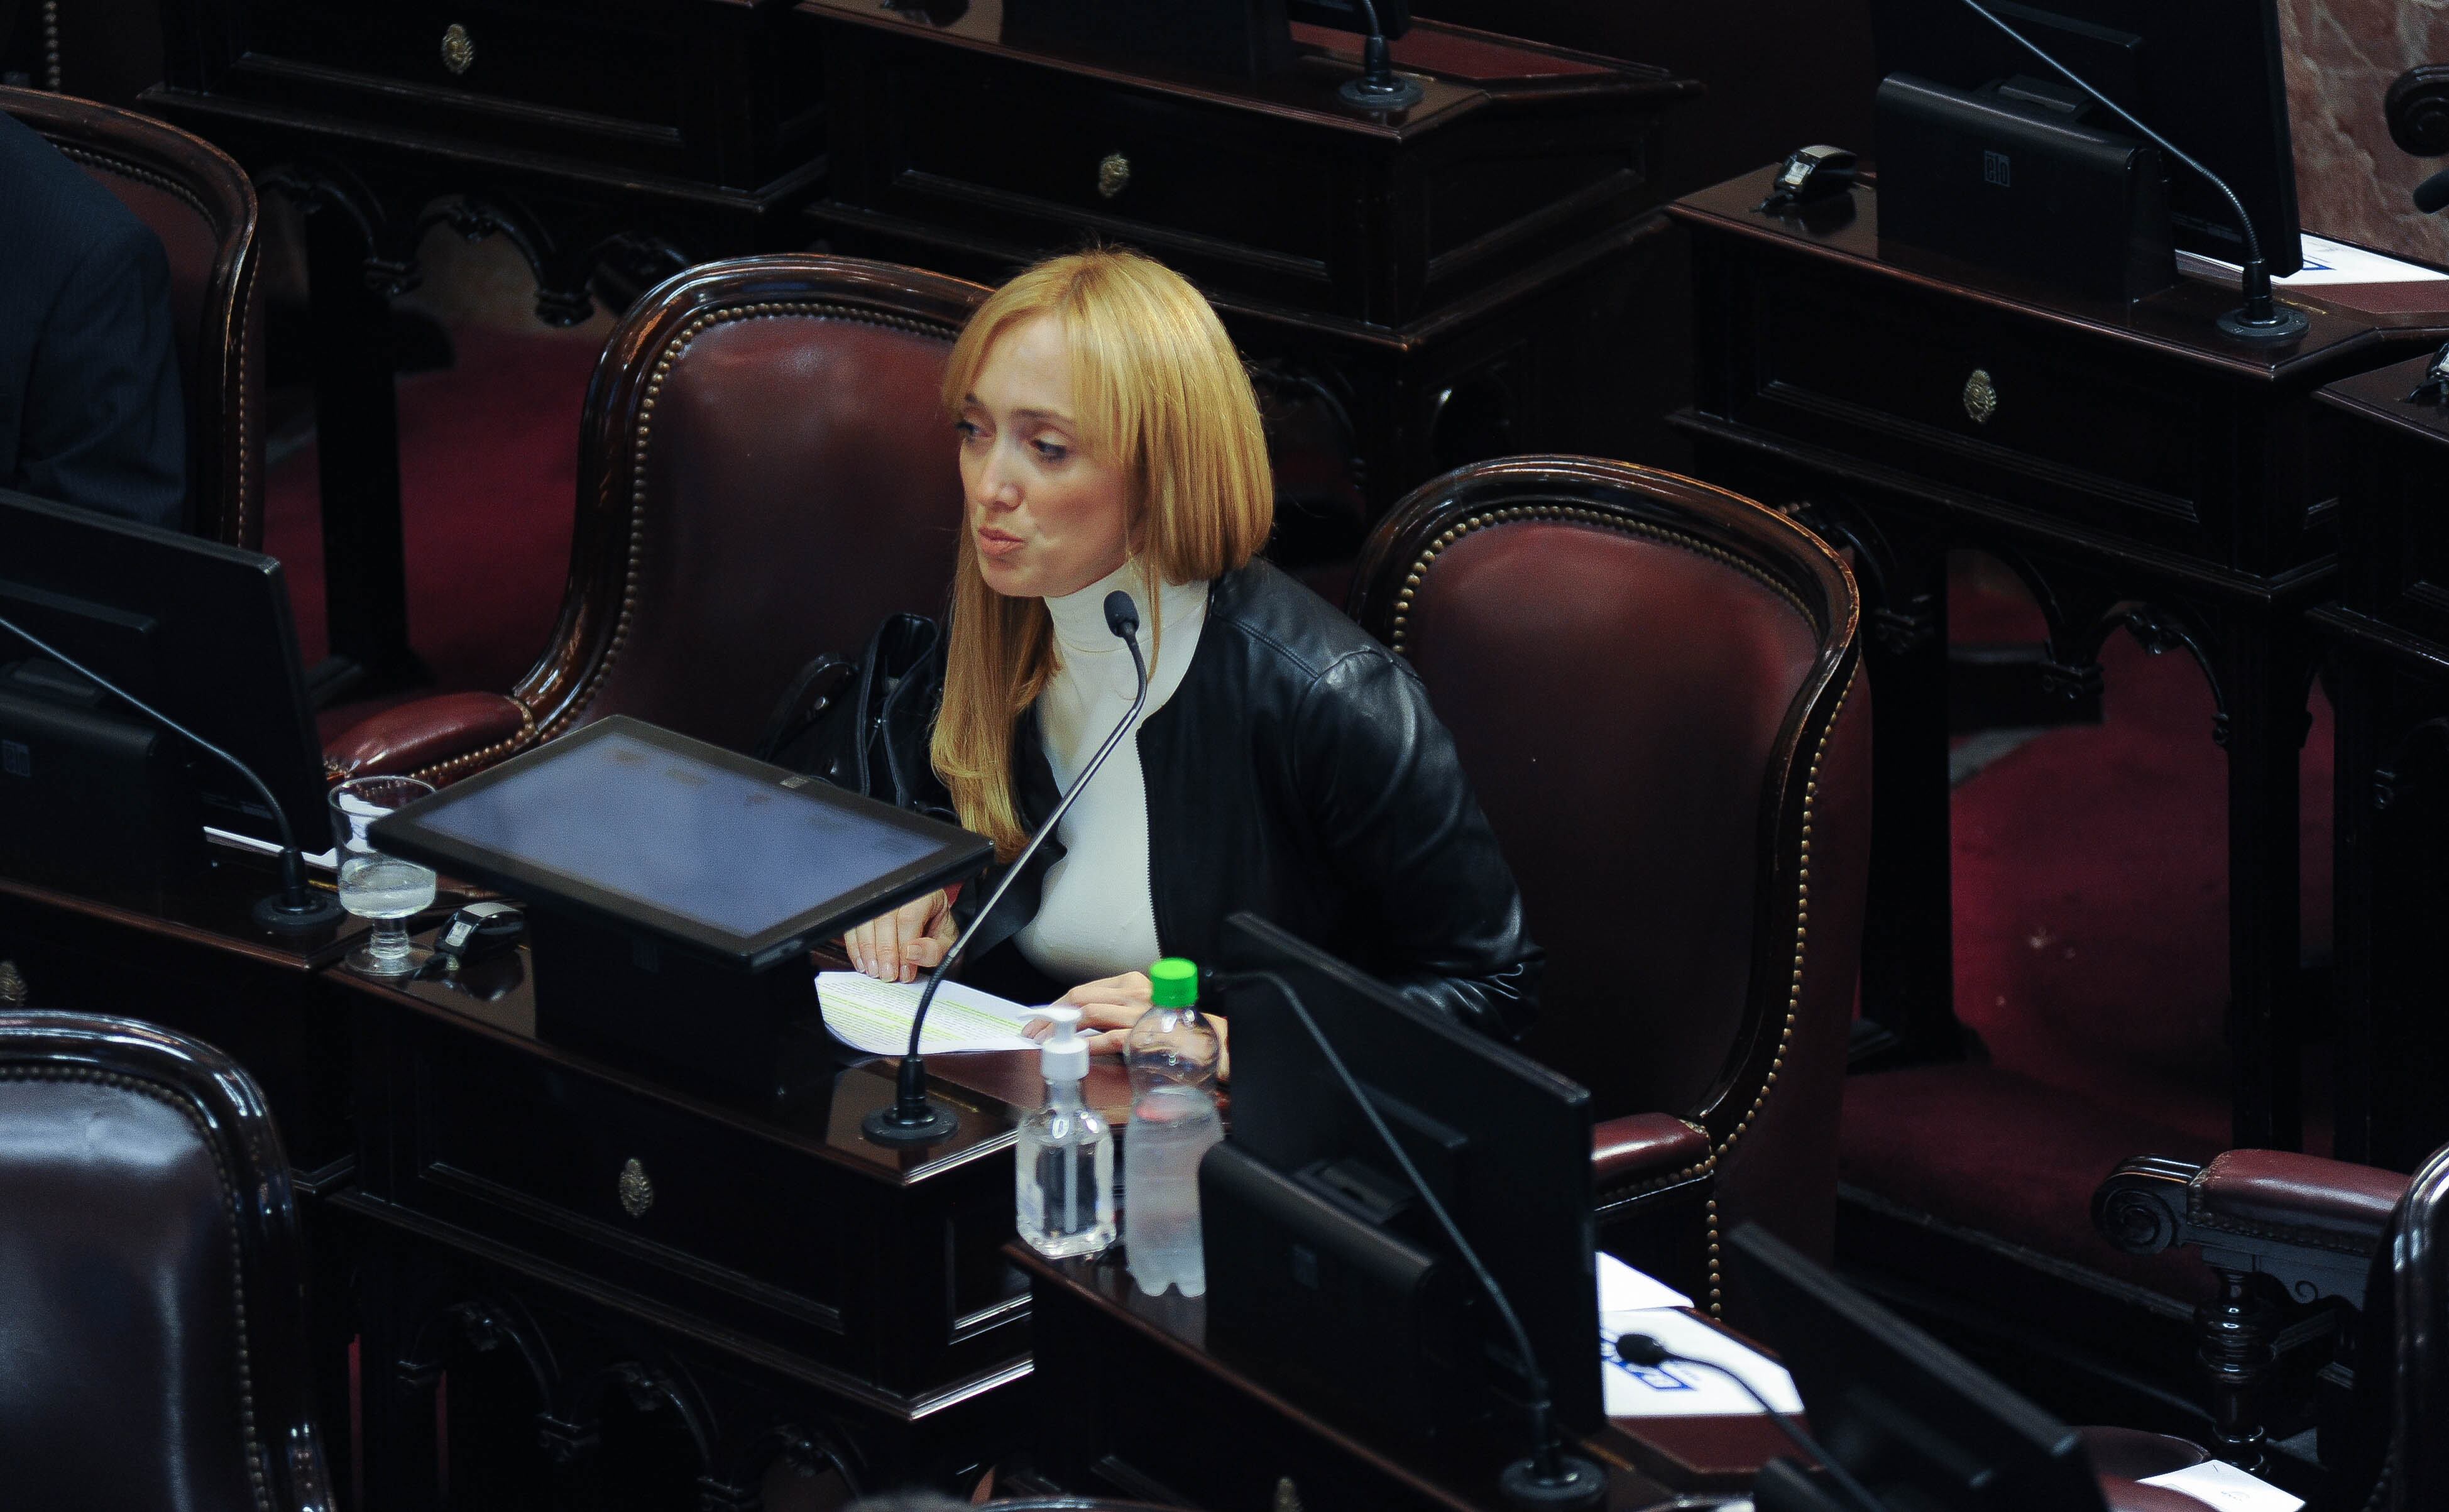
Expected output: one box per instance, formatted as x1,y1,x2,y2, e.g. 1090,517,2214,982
1015,1006,1115,1259
1123,1080,1223,1297
1124,956,1220,1097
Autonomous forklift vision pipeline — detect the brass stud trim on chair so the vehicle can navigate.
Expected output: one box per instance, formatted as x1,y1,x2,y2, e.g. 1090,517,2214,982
441,23,476,75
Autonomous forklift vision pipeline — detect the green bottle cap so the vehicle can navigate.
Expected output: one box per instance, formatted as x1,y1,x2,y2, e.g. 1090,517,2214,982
1149,956,1198,1007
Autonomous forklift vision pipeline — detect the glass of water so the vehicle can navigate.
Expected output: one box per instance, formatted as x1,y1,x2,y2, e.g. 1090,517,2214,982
329,775,439,978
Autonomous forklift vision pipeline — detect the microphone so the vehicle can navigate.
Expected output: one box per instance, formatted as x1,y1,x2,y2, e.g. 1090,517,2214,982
0,609,344,933
1613,1334,1887,1511
1220,967,1607,1509
1946,0,2309,342
1336,0,1423,112
2416,168,2449,215
862,587,1149,1145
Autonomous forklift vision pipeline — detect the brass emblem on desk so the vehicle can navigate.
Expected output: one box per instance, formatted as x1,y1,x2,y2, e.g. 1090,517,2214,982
440,24,475,75
1097,153,1131,200
1961,368,1998,425
617,1158,654,1218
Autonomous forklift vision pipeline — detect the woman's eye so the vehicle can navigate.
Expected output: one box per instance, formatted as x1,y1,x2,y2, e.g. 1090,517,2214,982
954,418,984,440
1032,438,1069,461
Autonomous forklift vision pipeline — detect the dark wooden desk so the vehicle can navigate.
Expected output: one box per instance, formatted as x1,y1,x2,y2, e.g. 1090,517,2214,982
327,937,1137,1508
1015,1246,1789,1509
803,0,1699,541
2309,354,2449,1170
0,846,1142,1506
1670,170,2449,1149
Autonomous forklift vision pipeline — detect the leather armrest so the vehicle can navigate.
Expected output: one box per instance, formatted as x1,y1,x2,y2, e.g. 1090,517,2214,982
326,693,534,786
1592,1112,1712,1196
2193,1149,2409,1253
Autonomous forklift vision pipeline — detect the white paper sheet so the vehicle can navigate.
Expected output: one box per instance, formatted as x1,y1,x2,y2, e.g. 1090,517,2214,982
1597,1251,1692,1314
1600,1306,1804,1418
2181,233,2449,289
816,971,1045,1055
2139,1459,2304,1512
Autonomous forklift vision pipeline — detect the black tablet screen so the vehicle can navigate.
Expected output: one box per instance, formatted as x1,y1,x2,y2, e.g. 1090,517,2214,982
412,729,941,939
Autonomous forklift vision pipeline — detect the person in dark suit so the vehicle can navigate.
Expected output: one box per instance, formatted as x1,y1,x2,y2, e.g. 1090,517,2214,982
0,106,184,530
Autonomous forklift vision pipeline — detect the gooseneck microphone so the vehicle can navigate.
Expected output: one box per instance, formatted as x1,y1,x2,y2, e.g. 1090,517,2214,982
862,588,1149,1146
1948,0,2310,342
0,610,344,933
1613,1334,1887,1511
1221,967,1608,1509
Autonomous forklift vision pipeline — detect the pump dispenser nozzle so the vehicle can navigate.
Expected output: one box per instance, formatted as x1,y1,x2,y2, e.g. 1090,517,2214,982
1038,1004,1089,1082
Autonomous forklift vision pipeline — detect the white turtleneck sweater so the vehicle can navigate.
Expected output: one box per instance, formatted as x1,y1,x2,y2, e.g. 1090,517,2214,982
1012,560,1210,986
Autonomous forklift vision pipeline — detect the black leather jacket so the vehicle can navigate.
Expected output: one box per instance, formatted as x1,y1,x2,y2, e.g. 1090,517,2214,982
950,560,1542,1041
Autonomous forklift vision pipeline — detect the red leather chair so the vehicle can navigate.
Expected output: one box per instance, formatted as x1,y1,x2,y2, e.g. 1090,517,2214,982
1,84,264,545
2095,1142,2446,1505
325,255,993,783
1351,457,1873,1317
0,1009,332,1512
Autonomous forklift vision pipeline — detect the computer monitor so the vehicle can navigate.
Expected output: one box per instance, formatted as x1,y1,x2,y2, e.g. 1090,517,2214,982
1728,1224,2110,1512
0,488,327,852
1870,0,2302,275
1204,913,1601,1438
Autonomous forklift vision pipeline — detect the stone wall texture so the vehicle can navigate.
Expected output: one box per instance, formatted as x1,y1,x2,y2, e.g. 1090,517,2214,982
2281,0,2449,265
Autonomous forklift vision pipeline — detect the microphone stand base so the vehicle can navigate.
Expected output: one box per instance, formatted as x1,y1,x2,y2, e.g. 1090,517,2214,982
1338,75,1424,111
1497,1452,1608,1509
862,1099,962,1146
2216,305,2309,342
254,892,346,933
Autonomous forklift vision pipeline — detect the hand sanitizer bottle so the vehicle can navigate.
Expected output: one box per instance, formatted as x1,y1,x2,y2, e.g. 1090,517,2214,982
1124,956,1220,1097
1016,1005,1116,1259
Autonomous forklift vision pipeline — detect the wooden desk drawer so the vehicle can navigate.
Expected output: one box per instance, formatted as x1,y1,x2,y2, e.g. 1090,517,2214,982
241,0,684,132
407,1042,850,1328
870,51,1339,293
1738,266,2211,542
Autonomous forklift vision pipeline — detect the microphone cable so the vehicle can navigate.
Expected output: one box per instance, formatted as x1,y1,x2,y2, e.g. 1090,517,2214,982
1611,1332,1887,1512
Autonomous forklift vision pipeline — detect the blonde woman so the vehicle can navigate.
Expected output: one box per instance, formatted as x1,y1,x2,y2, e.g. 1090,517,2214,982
843,248,1540,1058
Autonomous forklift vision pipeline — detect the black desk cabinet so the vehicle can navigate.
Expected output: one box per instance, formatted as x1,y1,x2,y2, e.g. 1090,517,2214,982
336,960,1053,1507
2312,355,2449,1170
804,0,1700,526
1670,170,2449,1151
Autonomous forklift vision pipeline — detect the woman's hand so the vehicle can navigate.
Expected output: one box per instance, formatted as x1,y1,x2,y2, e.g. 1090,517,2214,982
1025,972,1151,1055
1025,973,1232,1076
841,889,956,982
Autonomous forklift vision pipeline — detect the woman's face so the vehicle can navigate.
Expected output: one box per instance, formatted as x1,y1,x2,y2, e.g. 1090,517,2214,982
957,315,1134,601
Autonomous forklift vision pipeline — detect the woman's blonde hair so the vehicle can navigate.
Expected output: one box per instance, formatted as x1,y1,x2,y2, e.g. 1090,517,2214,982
933,248,1274,860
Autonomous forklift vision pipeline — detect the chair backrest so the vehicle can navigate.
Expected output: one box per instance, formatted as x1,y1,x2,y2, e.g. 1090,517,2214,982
0,1009,326,1512
2394,1140,2449,1510
492,255,989,759
0,85,263,547
1352,456,1871,1261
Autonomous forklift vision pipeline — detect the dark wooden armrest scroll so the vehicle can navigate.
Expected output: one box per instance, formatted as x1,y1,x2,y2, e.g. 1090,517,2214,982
325,693,535,787
2095,1151,2408,1308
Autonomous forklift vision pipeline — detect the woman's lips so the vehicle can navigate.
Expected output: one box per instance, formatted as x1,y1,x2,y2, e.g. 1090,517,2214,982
976,528,1026,560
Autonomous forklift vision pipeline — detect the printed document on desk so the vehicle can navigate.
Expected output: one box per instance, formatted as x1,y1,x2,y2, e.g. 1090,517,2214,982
818,972,1044,1054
